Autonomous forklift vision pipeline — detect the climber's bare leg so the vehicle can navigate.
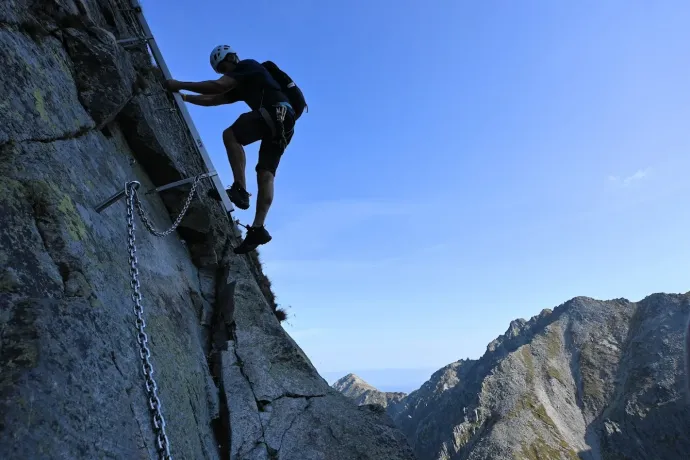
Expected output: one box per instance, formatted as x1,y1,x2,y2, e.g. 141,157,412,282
253,170,274,228
222,126,247,190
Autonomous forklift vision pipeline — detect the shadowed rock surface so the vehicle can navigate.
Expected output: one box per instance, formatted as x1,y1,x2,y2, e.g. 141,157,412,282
0,2,417,459
335,294,690,460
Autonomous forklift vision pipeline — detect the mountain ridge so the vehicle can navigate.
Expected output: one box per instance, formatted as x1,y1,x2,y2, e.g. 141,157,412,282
334,292,690,460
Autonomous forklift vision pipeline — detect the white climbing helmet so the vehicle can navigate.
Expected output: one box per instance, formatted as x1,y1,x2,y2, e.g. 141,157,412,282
210,45,237,73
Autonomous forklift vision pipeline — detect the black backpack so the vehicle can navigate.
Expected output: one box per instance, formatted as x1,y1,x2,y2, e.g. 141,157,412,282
262,60,308,120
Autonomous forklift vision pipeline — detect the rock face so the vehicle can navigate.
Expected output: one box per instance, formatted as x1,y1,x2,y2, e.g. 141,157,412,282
336,294,690,460
0,3,416,459
332,373,407,415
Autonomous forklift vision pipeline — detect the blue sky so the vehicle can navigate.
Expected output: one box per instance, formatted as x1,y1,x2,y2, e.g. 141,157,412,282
145,1,690,391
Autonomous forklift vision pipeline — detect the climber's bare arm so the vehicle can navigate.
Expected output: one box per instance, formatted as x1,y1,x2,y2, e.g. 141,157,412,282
164,76,237,95
181,93,228,106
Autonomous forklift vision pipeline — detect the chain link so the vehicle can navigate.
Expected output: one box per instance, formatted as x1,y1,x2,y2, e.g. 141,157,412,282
133,175,201,237
125,181,172,459
123,175,200,458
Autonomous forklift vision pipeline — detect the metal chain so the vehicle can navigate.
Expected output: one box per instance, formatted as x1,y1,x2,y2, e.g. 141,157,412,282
125,181,172,460
133,175,201,237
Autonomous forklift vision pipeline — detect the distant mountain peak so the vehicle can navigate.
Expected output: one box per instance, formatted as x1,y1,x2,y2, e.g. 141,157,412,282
332,373,407,413
333,373,376,391
339,373,366,383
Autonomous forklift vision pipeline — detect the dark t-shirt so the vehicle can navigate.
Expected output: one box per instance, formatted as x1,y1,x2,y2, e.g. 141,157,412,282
222,59,289,110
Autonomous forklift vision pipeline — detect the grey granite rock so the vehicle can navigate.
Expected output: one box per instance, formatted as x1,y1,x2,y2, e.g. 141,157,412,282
63,26,136,129
0,28,95,145
0,0,81,27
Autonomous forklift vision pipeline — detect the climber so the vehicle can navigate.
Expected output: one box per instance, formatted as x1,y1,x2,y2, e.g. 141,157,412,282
163,45,302,255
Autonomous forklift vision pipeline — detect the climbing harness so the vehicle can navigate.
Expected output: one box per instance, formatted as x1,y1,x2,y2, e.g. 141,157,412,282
274,104,290,150
123,175,200,460
257,84,293,151
257,103,293,151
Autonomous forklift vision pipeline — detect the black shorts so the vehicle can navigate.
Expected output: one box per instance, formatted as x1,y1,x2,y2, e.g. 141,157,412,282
230,106,295,176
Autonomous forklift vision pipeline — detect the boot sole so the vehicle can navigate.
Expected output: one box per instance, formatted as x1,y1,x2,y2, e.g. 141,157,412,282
206,189,250,209
228,193,250,210
232,202,250,210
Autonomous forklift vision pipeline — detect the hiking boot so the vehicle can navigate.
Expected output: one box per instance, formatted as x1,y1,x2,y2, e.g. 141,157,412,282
233,225,272,254
208,183,250,210
227,183,250,210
